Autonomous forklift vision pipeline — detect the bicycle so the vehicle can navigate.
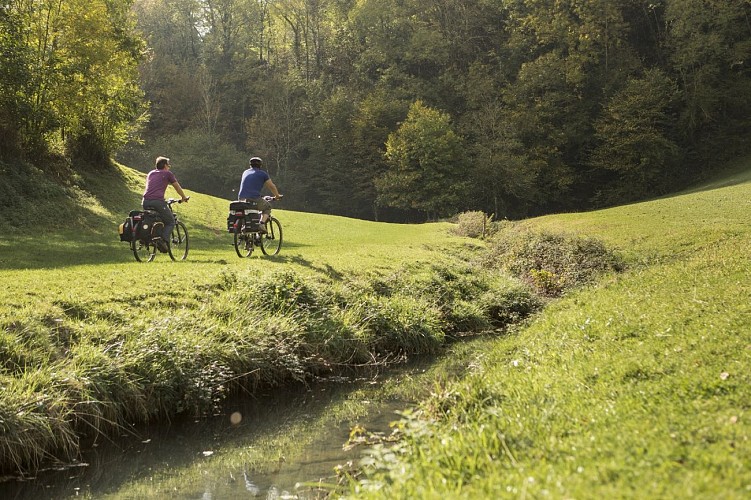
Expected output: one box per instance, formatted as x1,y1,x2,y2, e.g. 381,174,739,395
128,198,190,262
227,196,282,258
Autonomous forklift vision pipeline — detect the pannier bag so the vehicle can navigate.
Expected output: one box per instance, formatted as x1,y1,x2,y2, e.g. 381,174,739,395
227,201,262,233
119,210,144,242
122,210,163,242
119,217,134,242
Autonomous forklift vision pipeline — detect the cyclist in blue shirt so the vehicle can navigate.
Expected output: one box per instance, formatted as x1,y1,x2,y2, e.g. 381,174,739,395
238,156,282,231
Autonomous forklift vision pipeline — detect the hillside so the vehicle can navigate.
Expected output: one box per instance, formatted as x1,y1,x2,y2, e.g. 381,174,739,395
353,158,751,498
1,160,540,476
2,157,750,498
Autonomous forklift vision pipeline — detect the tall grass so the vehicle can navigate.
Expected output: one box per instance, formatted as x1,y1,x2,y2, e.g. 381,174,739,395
1,263,541,473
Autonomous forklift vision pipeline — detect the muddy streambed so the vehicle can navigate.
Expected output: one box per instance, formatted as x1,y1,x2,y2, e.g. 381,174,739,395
0,339,493,499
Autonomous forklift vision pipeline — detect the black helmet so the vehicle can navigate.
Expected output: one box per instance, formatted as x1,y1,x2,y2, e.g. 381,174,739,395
249,156,263,166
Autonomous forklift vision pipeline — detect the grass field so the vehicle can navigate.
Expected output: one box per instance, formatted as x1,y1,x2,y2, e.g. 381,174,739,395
0,162,540,475
352,159,751,498
2,157,750,498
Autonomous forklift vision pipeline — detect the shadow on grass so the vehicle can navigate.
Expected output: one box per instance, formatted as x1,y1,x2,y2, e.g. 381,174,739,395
679,155,751,195
267,254,345,279
0,237,126,270
0,233,233,270
0,233,311,270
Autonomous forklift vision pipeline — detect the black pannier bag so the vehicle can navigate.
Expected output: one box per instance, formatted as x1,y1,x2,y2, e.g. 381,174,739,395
119,210,144,242
136,211,163,241
119,217,134,242
227,201,262,233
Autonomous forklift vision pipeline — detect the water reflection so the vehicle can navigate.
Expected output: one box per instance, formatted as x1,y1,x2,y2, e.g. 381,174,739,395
0,370,416,500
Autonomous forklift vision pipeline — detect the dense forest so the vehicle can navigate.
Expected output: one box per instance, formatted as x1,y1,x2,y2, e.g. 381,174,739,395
2,0,750,221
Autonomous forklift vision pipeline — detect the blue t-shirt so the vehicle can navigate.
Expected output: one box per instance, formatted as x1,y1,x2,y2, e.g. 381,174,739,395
238,167,269,199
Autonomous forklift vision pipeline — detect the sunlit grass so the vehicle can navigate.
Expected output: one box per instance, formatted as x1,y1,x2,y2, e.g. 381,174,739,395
352,157,751,498
0,163,539,475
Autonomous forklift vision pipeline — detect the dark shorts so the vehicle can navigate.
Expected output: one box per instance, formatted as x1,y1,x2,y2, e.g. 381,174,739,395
240,197,271,215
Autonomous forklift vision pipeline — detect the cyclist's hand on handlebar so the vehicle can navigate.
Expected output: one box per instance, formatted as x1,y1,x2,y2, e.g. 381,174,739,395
180,196,190,203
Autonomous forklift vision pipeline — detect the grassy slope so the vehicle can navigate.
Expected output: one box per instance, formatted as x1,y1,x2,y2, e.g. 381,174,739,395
3,158,749,495
354,161,751,498
5,161,536,475
0,162,458,309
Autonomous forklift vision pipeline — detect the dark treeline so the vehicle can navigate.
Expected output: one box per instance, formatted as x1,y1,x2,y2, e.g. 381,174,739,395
2,1,751,221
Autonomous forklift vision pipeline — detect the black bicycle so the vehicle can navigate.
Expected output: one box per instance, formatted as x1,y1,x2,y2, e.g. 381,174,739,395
128,198,190,262
228,196,282,258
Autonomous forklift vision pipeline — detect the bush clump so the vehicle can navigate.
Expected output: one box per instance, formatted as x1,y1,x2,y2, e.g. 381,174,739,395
485,226,624,296
451,211,495,239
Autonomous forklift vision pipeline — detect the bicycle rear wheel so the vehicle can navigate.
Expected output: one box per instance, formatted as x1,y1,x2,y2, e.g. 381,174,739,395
132,239,156,262
234,225,253,258
168,221,189,261
260,217,282,256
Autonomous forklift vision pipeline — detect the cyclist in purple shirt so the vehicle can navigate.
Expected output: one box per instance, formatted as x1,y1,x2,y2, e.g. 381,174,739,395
143,156,189,251
238,156,281,231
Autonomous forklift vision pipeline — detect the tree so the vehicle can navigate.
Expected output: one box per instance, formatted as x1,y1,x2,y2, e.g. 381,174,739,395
589,69,681,203
245,74,307,179
6,0,145,162
664,0,751,159
461,64,538,219
377,101,468,219
0,5,31,154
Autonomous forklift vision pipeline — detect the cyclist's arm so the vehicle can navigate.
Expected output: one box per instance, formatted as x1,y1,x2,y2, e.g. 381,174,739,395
264,179,281,199
172,181,189,202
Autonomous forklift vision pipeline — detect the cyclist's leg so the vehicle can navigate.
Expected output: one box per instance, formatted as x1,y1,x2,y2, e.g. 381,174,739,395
256,198,272,224
143,199,174,241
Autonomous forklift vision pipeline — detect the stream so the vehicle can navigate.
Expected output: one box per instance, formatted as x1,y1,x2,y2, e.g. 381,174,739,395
1,337,493,499
0,355,448,499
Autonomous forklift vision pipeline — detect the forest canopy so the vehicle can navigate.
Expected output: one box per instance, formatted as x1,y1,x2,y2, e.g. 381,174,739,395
2,0,750,221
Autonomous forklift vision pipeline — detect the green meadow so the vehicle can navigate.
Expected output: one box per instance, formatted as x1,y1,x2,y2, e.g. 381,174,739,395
0,162,539,476
1,158,750,499
352,161,751,498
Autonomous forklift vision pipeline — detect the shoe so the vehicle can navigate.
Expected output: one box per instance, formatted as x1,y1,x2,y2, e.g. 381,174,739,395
153,237,169,253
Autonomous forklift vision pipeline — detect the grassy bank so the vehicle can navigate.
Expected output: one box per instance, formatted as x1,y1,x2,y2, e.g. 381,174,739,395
352,160,751,497
0,161,546,475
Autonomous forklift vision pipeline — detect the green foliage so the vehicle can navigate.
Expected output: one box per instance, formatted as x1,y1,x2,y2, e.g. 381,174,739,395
6,0,751,220
451,210,494,239
118,129,247,199
665,0,751,154
378,101,469,218
0,7,30,155
590,69,682,204
5,0,145,161
485,225,624,297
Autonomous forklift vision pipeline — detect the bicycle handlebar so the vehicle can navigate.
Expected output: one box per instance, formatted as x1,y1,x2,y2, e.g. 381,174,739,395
263,195,282,202
167,196,190,205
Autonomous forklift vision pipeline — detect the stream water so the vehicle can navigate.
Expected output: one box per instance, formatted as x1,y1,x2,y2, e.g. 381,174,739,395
1,337,493,499
0,366,425,499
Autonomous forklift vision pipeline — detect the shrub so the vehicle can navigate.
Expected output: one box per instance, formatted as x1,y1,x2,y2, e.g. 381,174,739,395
485,226,624,296
451,211,494,238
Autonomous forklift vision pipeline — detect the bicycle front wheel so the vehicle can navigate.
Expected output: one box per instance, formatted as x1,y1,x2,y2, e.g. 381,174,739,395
132,239,156,262
234,225,253,258
260,217,282,256
168,221,189,261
